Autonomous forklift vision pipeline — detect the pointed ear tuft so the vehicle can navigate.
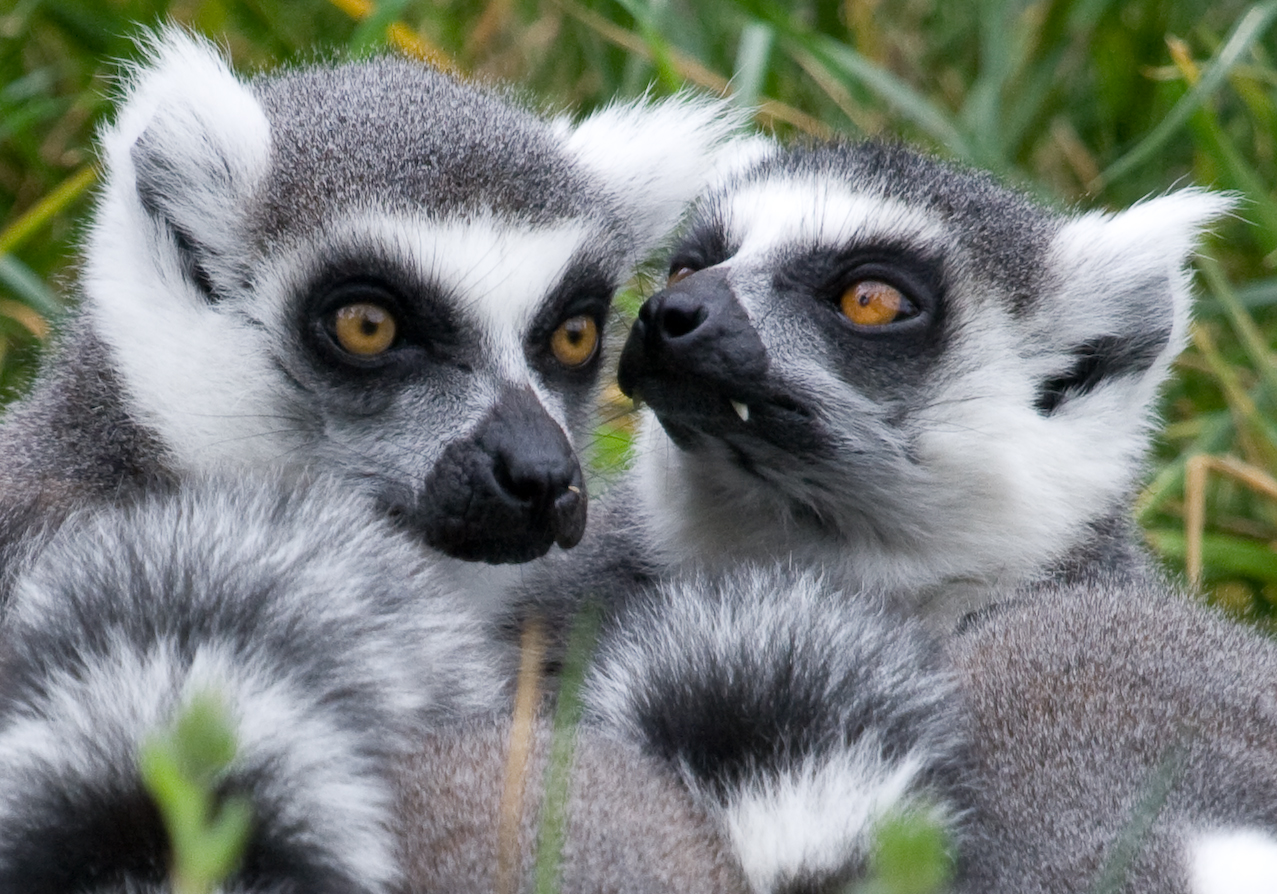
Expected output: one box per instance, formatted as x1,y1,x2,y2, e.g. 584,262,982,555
102,28,271,298
1046,189,1233,357
566,92,753,255
1050,189,1234,337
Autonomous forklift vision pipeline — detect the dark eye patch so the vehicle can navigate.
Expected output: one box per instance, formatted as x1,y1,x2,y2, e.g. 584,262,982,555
525,258,615,377
667,210,737,278
297,252,470,381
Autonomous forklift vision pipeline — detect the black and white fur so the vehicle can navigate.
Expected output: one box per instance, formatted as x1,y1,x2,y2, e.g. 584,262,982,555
0,476,505,893
577,142,1277,893
584,565,968,894
0,29,741,616
0,31,755,893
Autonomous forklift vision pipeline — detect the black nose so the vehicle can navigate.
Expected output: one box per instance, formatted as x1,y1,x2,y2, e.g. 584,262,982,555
651,291,709,340
414,387,587,564
618,269,768,398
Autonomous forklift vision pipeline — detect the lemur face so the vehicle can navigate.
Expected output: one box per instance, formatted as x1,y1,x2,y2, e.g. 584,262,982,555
85,32,737,566
620,142,1226,590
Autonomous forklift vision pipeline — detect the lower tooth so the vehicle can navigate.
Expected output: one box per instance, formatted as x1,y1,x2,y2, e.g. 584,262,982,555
731,400,750,422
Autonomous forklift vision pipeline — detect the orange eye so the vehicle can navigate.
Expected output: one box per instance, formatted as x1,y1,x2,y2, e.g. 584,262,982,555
550,315,599,368
667,266,696,286
333,303,397,356
840,280,909,327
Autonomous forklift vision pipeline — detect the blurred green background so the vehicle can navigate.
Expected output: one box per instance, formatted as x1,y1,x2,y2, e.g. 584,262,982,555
2,0,1275,618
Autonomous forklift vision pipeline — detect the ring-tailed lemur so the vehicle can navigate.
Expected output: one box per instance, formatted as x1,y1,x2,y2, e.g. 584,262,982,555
0,29,740,616
568,142,1277,893
609,140,1228,630
0,30,759,893
0,475,506,893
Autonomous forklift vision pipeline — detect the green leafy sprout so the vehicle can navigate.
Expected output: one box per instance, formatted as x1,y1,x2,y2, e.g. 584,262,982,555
138,691,253,894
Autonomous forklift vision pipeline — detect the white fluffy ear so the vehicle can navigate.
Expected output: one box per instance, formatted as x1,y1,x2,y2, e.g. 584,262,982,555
1024,189,1234,420
565,92,750,254
101,28,271,298
1045,189,1234,361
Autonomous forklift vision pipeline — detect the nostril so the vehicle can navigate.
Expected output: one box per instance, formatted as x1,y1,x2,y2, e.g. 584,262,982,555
494,457,547,507
493,453,576,514
659,303,707,339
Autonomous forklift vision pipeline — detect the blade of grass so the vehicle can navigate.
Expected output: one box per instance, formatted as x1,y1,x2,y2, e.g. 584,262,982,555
0,255,60,323
732,21,774,110
552,0,829,135
1095,1,1277,189
496,618,547,894
1147,529,1277,582
1191,322,1277,470
1198,257,1277,401
1235,278,1277,310
780,31,972,156
532,602,602,894
1137,412,1236,522
1169,37,1277,253
612,0,682,94
0,164,97,256
1088,742,1186,894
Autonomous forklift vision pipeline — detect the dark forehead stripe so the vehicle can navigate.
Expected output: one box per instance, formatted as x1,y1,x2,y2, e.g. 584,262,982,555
251,58,590,237
706,141,1061,315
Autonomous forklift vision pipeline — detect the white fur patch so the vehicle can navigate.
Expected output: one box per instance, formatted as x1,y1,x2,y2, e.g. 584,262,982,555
87,30,281,473
288,212,594,379
1046,189,1235,364
1190,828,1277,894
566,91,747,253
723,179,948,264
722,748,930,894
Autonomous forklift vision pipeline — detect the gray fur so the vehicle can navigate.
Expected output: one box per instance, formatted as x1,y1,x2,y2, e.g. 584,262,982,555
951,574,1277,894
0,475,507,893
394,716,751,893
250,63,598,235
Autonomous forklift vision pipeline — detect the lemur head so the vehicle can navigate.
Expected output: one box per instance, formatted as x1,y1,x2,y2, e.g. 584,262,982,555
85,30,737,566
619,141,1229,593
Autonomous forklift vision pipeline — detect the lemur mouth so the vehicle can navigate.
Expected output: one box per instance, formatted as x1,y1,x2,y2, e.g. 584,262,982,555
380,386,588,564
629,373,817,452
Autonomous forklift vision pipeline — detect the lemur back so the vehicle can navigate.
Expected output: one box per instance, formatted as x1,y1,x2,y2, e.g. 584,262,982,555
0,30,739,615
951,575,1277,894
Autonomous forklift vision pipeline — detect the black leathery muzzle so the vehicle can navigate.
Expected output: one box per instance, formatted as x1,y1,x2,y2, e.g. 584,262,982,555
416,386,586,564
618,269,768,399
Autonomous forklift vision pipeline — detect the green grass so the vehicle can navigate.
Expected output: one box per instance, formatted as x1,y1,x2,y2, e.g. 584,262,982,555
3,0,1275,609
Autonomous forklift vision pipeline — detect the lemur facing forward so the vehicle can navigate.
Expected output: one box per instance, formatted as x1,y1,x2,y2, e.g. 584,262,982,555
575,142,1277,893
0,29,739,615
0,29,756,894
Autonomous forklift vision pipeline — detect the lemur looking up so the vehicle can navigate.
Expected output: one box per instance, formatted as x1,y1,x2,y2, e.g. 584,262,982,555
607,140,1228,629
574,142,1277,893
0,29,740,615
